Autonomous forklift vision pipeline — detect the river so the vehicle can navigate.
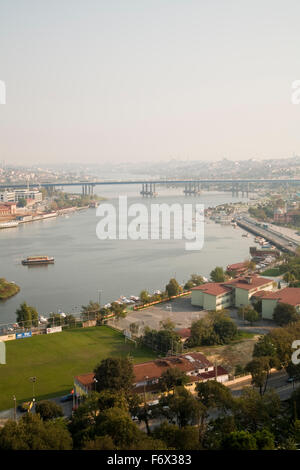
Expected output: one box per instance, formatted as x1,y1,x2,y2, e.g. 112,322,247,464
0,186,255,324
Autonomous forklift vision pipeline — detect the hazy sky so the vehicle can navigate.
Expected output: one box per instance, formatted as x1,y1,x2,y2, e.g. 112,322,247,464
1,0,300,165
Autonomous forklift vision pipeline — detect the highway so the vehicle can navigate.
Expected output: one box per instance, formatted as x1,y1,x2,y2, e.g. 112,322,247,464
2,177,300,190
235,215,299,254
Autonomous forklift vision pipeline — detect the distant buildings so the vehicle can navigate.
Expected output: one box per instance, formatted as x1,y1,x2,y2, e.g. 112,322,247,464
273,207,300,225
0,202,17,217
191,275,274,311
0,189,42,204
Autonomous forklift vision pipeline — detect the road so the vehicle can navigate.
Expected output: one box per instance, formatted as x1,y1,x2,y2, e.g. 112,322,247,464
0,395,73,423
235,215,299,254
229,369,300,400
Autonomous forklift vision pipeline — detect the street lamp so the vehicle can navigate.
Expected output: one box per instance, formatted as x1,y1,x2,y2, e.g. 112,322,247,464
29,376,37,399
143,376,149,408
93,377,98,391
12,395,16,421
98,290,102,307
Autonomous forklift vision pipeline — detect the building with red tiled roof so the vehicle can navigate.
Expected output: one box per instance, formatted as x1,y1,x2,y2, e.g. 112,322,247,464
74,352,229,400
258,287,300,320
0,202,17,216
191,275,274,310
226,261,249,276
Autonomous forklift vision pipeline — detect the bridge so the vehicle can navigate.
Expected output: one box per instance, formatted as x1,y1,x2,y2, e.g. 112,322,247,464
1,178,300,197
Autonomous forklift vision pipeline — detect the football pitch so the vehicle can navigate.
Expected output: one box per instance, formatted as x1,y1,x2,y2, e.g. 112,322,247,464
0,326,157,411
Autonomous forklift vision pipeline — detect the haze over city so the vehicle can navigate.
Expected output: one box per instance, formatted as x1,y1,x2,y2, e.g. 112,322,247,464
1,0,300,165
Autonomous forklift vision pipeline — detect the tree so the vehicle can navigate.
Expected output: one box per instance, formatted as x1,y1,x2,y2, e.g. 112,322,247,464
159,368,189,392
187,318,215,347
35,401,63,421
0,414,72,450
81,301,100,320
153,422,200,450
222,430,257,450
17,197,27,208
140,290,150,304
253,334,278,365
233,389,281,433
95,406,142,448
210,266,226,282
184,274,204,290
244,260,256,272
286,361,300,381
110,301,126,320
245,357,273,396
143,326,182,354
94,357,135,393
238,306,260,325
212,315,238,344
159,386,202,428
83,436,116,450
165,278,181,297
16,302,38,328
159,318,175,331
129,322,139,335
273,302,298,326
196,380,233,411
283,272,296,284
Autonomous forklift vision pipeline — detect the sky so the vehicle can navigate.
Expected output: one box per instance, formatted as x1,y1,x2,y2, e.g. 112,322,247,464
1,0,300,165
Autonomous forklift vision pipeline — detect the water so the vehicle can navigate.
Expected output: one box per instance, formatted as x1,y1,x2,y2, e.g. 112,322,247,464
0,187,254,324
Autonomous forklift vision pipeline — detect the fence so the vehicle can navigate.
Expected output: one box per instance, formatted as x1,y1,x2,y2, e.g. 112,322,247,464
0,310,115,342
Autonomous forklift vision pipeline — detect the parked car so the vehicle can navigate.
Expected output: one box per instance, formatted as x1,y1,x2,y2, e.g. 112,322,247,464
18,401,34,412
287,376,297,383
60,393,73,402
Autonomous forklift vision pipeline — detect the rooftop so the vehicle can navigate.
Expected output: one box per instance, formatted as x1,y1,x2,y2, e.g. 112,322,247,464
75,352,217,389
191,283,232,296
226,262,248,271
192,275,274,296
259,287,300,306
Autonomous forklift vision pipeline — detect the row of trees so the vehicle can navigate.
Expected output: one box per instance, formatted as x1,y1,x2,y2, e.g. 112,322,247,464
245,319,300,396
1,354,300,450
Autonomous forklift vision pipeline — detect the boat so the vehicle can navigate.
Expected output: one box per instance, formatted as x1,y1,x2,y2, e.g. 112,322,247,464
21,256,55,265
0,221,19,229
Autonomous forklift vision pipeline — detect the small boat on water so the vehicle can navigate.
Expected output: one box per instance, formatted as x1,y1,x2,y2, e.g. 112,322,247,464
22,256,55,265
0,221,19,229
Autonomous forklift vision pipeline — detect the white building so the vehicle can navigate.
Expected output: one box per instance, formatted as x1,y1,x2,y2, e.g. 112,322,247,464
0,189,42,203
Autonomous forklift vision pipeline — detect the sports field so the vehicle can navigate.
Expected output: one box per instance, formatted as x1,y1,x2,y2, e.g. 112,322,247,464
0,326,157,411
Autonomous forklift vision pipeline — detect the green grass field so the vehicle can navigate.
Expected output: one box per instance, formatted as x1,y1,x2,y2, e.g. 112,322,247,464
0,326,157,411
260,267,282,277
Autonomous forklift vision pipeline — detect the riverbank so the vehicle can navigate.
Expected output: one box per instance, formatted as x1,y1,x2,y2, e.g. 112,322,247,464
0,278,20,300
0,191,255,324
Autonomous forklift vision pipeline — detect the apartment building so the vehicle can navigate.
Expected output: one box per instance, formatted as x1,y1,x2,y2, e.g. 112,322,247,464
191,275,274,310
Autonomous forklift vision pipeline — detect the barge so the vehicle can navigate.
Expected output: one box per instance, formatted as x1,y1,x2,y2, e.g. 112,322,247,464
21,256,55,265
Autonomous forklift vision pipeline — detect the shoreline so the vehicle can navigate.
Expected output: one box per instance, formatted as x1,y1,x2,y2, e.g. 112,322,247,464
0,279,20,301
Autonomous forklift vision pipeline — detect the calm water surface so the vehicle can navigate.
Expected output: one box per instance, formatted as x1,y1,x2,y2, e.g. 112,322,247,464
0,187,254,324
